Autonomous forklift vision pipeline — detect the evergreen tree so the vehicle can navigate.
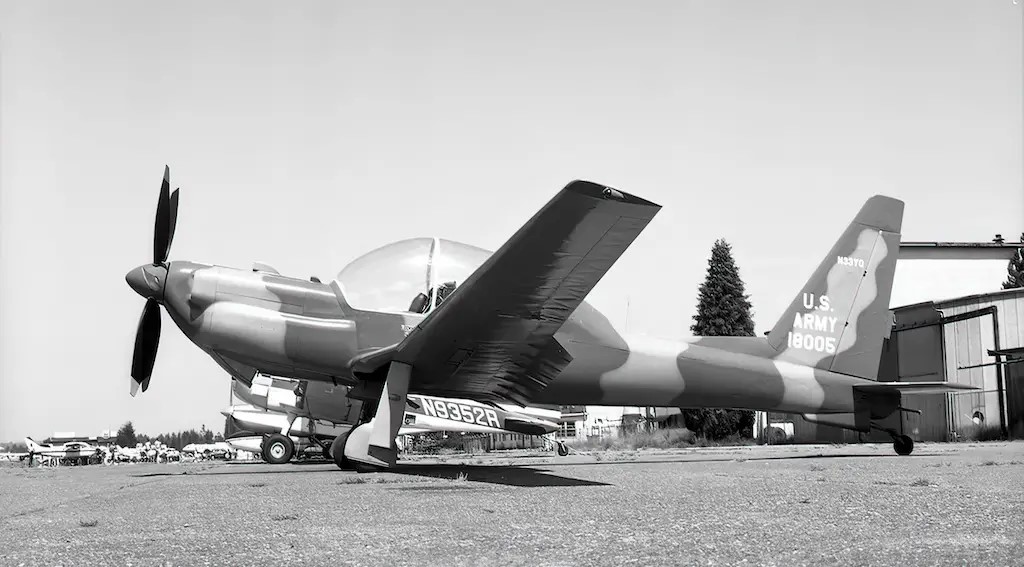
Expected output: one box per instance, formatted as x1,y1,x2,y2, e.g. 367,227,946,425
682,239,757,439
1002,247,1023,290
116,421,138,447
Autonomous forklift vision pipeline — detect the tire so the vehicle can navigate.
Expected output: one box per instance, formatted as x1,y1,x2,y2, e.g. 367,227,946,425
262,434,295,464
893,434,914,456
557,442,569,457
330,432,352,470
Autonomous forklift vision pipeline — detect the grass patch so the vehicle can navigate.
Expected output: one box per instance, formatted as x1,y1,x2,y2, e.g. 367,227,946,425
336,475,426,485
271,514,298,521
249,482,267,487
570,428,756,452
909,478,932,487
78,519,99,528
955,424,1008,442
454,471,468,482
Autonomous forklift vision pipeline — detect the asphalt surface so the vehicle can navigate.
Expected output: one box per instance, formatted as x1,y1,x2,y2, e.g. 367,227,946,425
1,441,1022,566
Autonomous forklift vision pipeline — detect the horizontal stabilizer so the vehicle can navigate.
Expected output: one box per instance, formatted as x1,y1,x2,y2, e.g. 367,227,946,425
854,382,980,394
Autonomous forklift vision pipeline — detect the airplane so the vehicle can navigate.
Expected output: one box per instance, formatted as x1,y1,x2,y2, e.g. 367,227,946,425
24,437,103,466
220,373,564,463
0,450,29,462
125,167,978,471
180,441,236,460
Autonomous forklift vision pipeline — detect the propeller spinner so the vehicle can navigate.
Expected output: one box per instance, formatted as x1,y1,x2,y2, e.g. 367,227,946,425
125,165,179,396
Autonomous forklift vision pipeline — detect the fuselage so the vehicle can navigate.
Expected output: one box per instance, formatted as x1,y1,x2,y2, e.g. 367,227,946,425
156,261,876,417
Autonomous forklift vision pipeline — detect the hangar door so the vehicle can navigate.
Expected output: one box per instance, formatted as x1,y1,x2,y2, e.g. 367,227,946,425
943,310,1001,436
892,325,948,441
1002,353,1024,438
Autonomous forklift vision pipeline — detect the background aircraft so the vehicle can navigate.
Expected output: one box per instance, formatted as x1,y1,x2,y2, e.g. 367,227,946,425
125,167,977,470
222,373,564,463
24,437,103,466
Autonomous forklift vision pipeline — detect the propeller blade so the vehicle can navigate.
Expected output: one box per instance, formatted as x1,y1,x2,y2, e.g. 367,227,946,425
167,187,179,260
153,165,173,264
130,299,161,396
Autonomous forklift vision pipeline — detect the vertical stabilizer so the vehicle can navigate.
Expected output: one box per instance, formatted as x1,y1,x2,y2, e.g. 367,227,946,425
766,195,904,379
24,437,44,452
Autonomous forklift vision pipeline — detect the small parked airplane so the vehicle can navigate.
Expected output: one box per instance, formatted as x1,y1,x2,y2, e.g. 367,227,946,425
24,438,103,466
125,167,977,470
221,373,564,464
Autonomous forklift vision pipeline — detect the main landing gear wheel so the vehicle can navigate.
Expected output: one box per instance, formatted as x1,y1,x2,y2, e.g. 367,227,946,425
262,433,295,464
329,430,387,473
893,435,914,456
557,442,570,457
330,432,353,470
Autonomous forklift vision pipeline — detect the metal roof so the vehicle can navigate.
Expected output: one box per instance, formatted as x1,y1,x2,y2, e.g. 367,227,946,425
899,241,1022,260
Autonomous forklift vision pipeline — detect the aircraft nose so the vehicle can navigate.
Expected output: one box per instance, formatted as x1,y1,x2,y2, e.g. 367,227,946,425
125,266,150,297
219,406,235,418
125,264,167,299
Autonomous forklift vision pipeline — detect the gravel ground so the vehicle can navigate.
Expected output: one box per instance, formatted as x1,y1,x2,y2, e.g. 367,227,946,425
1,441,1022,566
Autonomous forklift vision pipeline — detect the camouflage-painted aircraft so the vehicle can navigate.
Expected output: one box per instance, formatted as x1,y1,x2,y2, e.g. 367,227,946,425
222,373,564,464
126,167,976,470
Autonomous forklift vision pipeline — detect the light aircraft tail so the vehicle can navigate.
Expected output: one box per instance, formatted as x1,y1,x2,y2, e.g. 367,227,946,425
24,437,44,453
765,195,904,379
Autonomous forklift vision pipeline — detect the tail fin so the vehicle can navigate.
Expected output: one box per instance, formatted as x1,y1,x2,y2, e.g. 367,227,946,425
24,437,43,452
766,195,904,379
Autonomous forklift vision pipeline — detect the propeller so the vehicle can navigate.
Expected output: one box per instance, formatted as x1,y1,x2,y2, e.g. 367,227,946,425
126,165,180,396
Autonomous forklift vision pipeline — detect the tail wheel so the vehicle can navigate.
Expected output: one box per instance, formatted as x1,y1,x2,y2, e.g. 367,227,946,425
557,442,570,457
262,433,295,464
893,435,914,456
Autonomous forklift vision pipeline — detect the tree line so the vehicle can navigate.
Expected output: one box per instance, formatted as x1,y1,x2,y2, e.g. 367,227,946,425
115,421,224,449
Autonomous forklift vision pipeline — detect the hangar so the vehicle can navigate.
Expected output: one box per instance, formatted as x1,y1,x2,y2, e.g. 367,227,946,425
759,287,1024,444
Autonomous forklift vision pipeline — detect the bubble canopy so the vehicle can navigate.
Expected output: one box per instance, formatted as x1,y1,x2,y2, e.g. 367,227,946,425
335,237,492,313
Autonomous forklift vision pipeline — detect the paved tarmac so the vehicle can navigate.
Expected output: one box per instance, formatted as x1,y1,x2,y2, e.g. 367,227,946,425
1,441,1022,566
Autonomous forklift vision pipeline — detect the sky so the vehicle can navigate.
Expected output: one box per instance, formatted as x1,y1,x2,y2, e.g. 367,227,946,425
1,0,1021,441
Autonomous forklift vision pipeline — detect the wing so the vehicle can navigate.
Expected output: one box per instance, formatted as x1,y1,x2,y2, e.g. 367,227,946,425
392,180,661,405
854,381,980,394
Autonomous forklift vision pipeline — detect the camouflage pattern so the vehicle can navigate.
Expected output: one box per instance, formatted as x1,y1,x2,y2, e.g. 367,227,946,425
127,167,939,465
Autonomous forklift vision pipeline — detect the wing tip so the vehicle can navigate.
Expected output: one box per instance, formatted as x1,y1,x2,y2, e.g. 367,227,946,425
565,180,662,210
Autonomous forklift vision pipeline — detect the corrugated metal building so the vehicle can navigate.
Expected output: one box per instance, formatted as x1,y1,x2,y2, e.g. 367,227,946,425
763,287,1024,443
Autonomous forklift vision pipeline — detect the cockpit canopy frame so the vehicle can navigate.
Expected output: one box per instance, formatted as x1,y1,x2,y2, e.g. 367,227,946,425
334,237,492,315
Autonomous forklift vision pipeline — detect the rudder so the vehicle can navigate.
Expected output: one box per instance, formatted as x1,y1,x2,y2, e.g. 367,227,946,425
766,194,904,379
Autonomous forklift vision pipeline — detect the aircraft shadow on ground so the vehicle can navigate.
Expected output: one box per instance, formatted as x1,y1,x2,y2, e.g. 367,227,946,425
539,451,907,469
388,464,610,488
130,462,610,488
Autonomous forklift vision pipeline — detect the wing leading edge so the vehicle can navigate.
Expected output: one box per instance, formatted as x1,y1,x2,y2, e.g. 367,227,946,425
392,180,661,406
